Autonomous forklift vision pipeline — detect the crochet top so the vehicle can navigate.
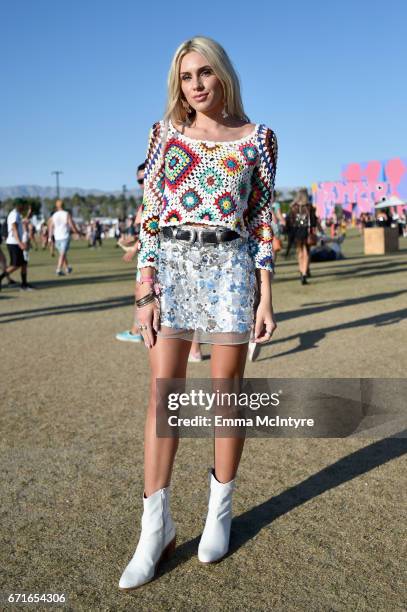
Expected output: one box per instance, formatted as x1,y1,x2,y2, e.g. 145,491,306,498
137,119,278,272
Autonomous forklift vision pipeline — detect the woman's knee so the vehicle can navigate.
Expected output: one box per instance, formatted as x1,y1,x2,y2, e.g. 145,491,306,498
210,345,247,378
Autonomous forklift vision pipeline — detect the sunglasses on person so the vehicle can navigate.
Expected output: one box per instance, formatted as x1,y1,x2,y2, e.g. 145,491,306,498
137,178,144,185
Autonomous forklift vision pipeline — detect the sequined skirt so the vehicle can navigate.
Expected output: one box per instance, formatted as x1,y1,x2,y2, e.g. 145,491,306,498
156,225,259,345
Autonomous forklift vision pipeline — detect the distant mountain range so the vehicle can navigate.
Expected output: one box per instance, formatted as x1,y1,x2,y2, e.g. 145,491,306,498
0,185,301,200
0,185,141,199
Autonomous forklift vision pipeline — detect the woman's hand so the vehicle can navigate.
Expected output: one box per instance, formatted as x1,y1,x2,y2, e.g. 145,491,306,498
134,281,160,348
122,244,138,263
253,300,277,344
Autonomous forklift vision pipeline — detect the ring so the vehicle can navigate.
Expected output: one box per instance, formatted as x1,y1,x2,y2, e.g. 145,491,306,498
138,324,147,330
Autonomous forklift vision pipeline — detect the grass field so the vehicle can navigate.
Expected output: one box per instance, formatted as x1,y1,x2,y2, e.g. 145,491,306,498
1,231,406,611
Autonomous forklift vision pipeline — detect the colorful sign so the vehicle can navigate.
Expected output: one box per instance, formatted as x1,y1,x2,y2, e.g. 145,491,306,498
313,157,407,218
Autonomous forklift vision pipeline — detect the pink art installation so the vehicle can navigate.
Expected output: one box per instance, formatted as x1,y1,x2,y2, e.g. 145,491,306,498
312,158,407,218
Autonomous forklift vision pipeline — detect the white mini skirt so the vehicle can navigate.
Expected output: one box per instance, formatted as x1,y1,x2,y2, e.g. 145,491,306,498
156,225,259,345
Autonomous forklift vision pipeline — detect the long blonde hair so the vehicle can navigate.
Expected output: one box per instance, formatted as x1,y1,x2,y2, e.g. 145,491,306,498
164,36,249,126
294,189,310,207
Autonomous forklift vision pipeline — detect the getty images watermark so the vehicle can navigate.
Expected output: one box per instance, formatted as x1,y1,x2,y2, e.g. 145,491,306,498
166,389,314,430
155,378,407,438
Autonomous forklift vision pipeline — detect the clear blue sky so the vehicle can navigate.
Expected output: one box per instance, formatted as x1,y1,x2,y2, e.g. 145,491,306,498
1,0,406,192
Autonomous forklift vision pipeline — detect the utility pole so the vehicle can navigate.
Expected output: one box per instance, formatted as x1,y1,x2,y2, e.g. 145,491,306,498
122,184,128,218
52,170,63,199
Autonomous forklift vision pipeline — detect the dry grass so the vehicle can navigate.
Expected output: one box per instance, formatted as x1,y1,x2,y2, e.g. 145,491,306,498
1,232,406,611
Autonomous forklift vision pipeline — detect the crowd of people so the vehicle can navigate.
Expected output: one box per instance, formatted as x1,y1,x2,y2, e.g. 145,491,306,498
358,209,407,236
0,200,150,289
1,188,405,365
1,191,404,294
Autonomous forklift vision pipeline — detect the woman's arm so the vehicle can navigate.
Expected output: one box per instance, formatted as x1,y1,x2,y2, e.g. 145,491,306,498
247,126,278,342
68,212,80,236
134,122,165,348
136,121,165,277
254,269,277,342
12,222,25,250
246,126,278,272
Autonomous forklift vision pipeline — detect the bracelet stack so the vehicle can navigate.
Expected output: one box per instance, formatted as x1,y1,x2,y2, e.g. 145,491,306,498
136,292,155,308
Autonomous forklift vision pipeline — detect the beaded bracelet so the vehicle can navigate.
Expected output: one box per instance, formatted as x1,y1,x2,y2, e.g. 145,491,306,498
139,277,155,284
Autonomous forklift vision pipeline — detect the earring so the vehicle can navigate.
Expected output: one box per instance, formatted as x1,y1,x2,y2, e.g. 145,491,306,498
221,104,229,119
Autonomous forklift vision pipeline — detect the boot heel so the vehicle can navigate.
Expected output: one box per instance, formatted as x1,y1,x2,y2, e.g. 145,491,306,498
161,535,176,561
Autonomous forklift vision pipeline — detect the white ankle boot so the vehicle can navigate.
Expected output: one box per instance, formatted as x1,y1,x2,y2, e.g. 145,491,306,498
198,468,236,564
119,486,176,590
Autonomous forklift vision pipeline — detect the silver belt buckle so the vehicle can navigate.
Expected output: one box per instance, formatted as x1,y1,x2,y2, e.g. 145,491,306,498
187,227,197,244
196,228,205,244
215,227,225,243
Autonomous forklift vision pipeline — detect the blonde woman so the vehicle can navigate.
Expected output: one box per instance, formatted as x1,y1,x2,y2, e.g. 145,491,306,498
119,35,278,590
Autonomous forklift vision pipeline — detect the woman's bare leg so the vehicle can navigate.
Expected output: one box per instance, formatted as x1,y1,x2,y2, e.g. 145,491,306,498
296,242,303,275
144,333,191,496
296,242,308,275
304,245,310,275
210,343,248,483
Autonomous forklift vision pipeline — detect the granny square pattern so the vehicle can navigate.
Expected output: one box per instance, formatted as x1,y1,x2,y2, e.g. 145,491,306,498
165,141,200,192
137,119,278,271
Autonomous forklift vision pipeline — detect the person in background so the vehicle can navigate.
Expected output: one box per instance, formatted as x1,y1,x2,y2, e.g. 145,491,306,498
29,220,38,250
22,212,31,265
86,222,94,247
0,224,12,289
47,214,56,257
402,208,407,238
40,222,49,249
116,163,147,343
288,190,317,285
376,209,390,228
94,220,103,247
117,214,139,255
118,163,146,259
0,202,34,290
48,199,80,275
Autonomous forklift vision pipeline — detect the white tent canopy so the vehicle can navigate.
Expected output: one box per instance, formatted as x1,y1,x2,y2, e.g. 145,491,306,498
375,195,406,208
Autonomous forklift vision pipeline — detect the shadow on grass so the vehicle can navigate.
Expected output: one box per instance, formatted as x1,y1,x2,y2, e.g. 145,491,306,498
278,290,407,323
0,295,134,323
256,306,407,361
276,261,407,284
33,271,136,290
2,286,405,327
160,431,406,572
277,250,407,271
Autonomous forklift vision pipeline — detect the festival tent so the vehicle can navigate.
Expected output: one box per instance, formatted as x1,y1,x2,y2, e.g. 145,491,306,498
375,195,406,210
375,196,406,208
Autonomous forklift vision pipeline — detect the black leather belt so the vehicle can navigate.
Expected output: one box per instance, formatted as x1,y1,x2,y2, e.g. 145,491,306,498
161,226,240,244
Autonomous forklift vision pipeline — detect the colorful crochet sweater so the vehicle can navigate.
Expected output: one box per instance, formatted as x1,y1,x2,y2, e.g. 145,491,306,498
137,119,278,271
